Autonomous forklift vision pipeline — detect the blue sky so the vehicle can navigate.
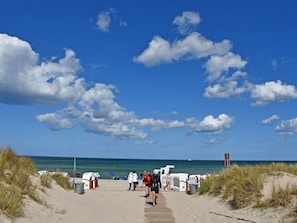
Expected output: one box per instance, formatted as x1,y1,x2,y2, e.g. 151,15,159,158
0,1,297,160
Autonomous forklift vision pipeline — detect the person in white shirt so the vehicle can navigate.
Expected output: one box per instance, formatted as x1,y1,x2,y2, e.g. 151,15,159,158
132,171,138,191
127,171,133,191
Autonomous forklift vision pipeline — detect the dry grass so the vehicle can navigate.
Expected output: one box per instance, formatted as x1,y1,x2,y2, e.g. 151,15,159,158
286,206,297,223
0,147,73,219
40,174,52,188
0,146,39,218
199,162,297,221
39,171,73,190
0,147,72,219
0,183,23,218
50,173,72,190
200,164,264,208
255,184,297,209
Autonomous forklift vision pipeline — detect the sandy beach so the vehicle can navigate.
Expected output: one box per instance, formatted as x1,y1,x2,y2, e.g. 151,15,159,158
1,176,295,223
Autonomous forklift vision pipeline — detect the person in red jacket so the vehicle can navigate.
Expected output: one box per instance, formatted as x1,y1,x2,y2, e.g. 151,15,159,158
143,171,151,197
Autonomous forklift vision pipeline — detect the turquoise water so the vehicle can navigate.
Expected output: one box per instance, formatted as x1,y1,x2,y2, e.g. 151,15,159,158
29,156,297,179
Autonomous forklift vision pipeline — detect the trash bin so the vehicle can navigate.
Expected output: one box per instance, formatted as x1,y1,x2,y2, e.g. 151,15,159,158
75,183,84,194
189,184,198,195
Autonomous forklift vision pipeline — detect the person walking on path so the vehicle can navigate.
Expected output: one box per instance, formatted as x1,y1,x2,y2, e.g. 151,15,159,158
150,170,161,206
132,170,138,191
127,171,133,191
143,171,151,197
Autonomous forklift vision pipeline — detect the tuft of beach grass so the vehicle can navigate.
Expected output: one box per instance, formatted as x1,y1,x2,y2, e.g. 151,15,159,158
0,146,72,219
199,162,297,221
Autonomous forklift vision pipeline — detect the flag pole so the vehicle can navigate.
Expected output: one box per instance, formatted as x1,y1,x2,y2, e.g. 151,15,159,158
72,157,76,187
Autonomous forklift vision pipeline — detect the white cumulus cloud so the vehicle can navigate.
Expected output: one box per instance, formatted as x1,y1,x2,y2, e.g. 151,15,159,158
186,114,234,134
251,80,297,106
0,33,82,104
275,117,297,135
204,79,247,98
133,10,297,106
0,33,235,140
133,10,250,101
173,11,201,35
133,32,231,67
36,113,74,130
204,52,247,82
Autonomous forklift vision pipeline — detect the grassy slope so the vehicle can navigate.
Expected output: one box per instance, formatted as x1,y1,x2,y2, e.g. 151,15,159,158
0,147,71,219
199,163,297,222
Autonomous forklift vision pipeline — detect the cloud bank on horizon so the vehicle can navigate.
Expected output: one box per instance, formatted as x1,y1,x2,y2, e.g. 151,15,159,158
0,10,297,146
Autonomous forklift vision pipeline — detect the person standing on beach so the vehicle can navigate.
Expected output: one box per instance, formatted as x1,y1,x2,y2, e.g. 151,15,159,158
164,170,172,191
132,170,138,191
150,170,161,206
143,171,151,197
128,171,133,190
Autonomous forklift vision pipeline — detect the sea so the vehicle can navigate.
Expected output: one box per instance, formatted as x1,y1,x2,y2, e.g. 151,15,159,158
29,156,297,180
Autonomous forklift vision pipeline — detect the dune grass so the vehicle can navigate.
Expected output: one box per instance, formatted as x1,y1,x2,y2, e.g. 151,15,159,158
199,162,297,221
200,163,297,207
255,183,297,209
0,183,23,218
0,146,72,219
50,173,73,190
40,172,72,191
0,147,38,218
40,173,52,188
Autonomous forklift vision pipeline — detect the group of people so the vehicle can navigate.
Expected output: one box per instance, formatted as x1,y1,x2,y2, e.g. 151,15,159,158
127,170,172,207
